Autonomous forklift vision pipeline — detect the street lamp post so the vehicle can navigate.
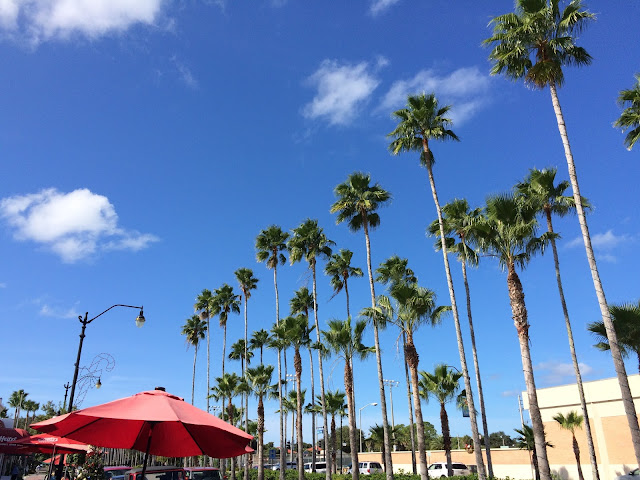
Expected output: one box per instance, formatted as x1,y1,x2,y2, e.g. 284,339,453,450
67,304,145,412
358,402,377,453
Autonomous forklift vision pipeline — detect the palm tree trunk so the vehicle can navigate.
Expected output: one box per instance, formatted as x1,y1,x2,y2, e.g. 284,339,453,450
207,318,211,413
344,277,351,319
362,219,393,479
243,295,249,480
507,262,551,480
331,414,337,474
441,403,452,477
192,344,197,405
258,395,265,480
572,434,584,480
274,267,285,480
549,81,640,463
312,262,332,480
403,332,417,475
545,210,600,480
345,359,360,480
309,348,317,471
424,157,486,480
229,399,236,480
460,256,493,477
294,348,304,480
406,335,428,480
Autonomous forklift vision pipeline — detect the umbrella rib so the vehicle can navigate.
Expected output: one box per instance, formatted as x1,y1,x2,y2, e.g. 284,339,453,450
183,424,208,456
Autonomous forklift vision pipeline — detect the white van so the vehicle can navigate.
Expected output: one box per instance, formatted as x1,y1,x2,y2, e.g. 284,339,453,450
303,463,327,473
428,462,471,477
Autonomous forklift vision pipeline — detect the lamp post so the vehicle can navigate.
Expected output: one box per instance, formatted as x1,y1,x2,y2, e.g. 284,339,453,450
67,304,145,412
359,402,377,453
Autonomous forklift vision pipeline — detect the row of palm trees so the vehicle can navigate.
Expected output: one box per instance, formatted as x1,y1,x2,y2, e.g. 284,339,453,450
7,389,39,429
178,3,640,480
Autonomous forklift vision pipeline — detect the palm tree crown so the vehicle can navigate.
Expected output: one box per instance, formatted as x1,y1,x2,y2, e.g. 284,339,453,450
288,219,334,268
484,0,595,89
211,284,241,327
325,249,363,298
330,172,391,232
614,73,640,150
588,302,640,373
256,225,289,268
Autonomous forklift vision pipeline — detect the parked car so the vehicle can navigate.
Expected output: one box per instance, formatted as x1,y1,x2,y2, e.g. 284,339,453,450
428,462,471,477
303,462,327,473
615,468,640,480
355,462,383,475
125,466,186,480
270,462,297,471
105,466,131,480
184,467,223,480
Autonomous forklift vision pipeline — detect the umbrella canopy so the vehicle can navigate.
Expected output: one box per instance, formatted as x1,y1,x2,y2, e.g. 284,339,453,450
43,454,71,465
0,428,30,454
13,433,91,454
31,388,253,458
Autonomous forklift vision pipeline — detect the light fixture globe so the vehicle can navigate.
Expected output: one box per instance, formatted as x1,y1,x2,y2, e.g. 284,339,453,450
135,308,145,328
96,377,102,389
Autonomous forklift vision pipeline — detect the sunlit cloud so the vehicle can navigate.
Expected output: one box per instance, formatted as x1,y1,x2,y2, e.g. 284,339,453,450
369,0,401,16
534,361,593,385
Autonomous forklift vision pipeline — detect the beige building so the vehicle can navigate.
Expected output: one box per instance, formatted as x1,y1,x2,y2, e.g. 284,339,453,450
358,375,639,480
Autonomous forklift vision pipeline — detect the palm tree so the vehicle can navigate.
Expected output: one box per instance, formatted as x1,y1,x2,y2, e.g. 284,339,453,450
419,365,462,477
211,284,241,383
210,372,245,480
8,390,27,428
181,314,208,405
388,93,486,479
22,400,39,430
476,193,552,480
268,319,288,476
554,411,585,480
376,256,417,474
330,171,394,479
378,282,449,480
484,1,640,463
615,73,640,150
325,249,363,318
235,267,258,480
428,198,493,476
288,218,334,480
514,425,554,480
323,318,373,480
588,301,640,373
516,167,599,480
229,339,254,374
290,286,318,469
279,315,313,480
246,364,274,480
325,390,347,474
250,329,270,364
195,289,214,412
256,224,289,479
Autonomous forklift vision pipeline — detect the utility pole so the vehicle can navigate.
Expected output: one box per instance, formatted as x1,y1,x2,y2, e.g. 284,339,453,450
62,383,71,412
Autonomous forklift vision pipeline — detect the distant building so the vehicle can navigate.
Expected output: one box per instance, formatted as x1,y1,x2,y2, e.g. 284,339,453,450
523,373,640,480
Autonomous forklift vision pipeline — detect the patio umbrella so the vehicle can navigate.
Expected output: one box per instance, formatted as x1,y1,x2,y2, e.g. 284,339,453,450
0,428,30,454
32,388,253,479
14,433,91,454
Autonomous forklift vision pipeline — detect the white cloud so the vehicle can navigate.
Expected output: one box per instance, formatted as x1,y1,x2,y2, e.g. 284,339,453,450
534,361,594,385
0,188,159,263
40,303,79,319
171,55,198,89
369,0,401,16
501,390,520,398
379,67,491,125
566,230,633,262
0,0,164,42
303,59,381,126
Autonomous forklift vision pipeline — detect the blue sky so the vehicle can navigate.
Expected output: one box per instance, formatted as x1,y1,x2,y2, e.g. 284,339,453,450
1,0,639,445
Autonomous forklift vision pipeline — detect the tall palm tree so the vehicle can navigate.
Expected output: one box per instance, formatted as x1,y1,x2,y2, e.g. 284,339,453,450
378,282,449,480
256,224,289,480
484,1,640,463
211,284,241,382
516,168,599,480
615,73,640,150
330,171,394,479
588,301,640,373
325,249,363,318
181,314,208,405
388,93,486,479
235,267,258,480
279,315,313,480
210,373,245,480
8,390,27,428
250,329,270,365
419,365,462,477
22,400,39,430
229,339,254,374
290,286,318,469
268,319,288,476
477,193,552,480
325,390,347,474
514,425,554,480
428,198,493,476
376,256,417,474
554,411,585,480
194,289,214,412
288,218,334,480
323,318,373,480
246,364,274,480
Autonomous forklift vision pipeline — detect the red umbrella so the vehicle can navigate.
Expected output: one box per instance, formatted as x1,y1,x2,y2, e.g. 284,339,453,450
32,388,253,479
0,428,30,454
13,433,91,454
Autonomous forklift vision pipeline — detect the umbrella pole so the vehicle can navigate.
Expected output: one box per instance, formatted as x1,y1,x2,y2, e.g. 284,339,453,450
47,445,57,480
140,424,155,480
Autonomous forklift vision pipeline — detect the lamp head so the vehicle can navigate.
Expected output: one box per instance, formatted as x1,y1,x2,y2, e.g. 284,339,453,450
96,377,102,389
372,402,378,406
135,307,145,328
